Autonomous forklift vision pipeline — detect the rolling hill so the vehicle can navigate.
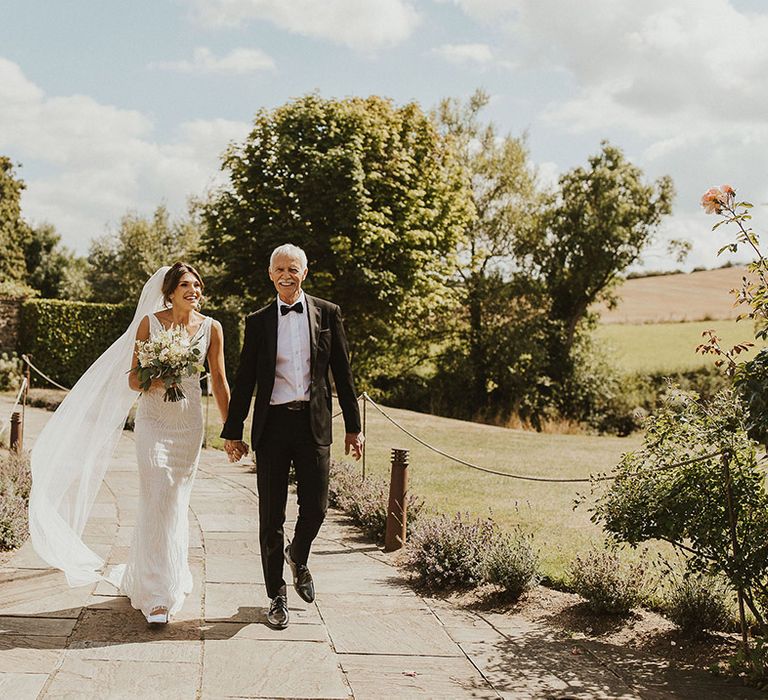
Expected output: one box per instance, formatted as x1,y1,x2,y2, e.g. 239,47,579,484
595,265,751,324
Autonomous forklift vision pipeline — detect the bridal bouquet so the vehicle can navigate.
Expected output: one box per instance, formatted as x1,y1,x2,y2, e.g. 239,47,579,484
132,326,204,402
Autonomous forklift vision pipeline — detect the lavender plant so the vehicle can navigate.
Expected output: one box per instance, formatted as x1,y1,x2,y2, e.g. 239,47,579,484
404,512,497,589
0,450,31,550
483,527,539,600
568,548,649,615
328,460,423,544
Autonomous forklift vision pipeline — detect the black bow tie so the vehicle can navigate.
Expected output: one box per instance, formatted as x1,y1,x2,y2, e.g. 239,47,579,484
280,301,304,316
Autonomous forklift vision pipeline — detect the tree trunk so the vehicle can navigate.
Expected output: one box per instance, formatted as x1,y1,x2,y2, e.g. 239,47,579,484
467,281,487,415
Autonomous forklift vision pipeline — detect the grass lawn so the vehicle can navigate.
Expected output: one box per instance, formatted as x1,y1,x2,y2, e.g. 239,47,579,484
204,395,646,581
594,319,764,374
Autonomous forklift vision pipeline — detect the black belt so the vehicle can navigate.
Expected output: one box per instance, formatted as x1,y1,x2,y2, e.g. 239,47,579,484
273,401,309,411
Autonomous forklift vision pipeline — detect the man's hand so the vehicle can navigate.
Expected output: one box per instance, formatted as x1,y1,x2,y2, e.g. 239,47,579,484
224,439,249,462
344,432,365,461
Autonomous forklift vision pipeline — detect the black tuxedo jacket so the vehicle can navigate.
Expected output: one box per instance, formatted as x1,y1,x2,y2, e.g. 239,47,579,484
221,294,361,447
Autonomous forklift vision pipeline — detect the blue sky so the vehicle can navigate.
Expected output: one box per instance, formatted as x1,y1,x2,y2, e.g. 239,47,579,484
2,0,767,270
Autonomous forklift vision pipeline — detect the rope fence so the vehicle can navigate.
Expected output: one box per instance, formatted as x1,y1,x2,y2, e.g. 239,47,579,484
330,392,731,485
22,355,70,391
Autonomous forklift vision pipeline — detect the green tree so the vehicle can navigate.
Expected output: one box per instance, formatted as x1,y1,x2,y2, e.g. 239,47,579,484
21,223,87,299
516,142,674,385
434,90,541,415
57,256,92,301
87,203,205,303
0,157,31,285
0,157,84,300
202,94,472,381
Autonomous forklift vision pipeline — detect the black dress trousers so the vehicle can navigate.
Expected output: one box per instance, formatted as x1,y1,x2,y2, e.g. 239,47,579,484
255,404,330,599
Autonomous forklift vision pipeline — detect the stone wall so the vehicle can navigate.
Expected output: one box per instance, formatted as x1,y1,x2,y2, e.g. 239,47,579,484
0,298,22,352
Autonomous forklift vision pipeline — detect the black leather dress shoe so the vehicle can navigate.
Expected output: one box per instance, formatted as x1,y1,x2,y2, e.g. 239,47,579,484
284,543,315,603
266,594,289,629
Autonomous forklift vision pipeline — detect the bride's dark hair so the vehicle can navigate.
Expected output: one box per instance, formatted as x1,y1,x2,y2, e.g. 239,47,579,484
162,262,205,307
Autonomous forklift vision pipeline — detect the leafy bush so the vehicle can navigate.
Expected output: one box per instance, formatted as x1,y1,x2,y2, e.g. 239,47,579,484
329,460,423,544
19,299,242,388
568,548,648,615
0,352,23,391
729,638,768,690
591,389,768,634
560,332,640,436
0,450,32,550
404,512,498,589
664,574,731,636
735,346,768,447
483,527,539,600
0,279,38,298
20,299,134,388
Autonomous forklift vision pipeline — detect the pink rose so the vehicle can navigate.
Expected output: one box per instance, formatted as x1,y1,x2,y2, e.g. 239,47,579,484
700,184,735,214
701,186,723,214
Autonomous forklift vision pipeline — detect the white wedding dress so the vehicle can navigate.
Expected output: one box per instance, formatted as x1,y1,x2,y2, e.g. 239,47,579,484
30,267,217,600
117,313,213,618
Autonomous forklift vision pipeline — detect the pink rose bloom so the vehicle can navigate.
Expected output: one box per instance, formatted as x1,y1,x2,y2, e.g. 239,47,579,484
701,186,723,214
721,184,735,196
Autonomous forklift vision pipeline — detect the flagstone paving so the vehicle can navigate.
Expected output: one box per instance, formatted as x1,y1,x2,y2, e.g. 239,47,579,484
1,398,765,699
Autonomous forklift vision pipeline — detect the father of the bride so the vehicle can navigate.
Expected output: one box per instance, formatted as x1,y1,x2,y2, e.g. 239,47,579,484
222,243,364,629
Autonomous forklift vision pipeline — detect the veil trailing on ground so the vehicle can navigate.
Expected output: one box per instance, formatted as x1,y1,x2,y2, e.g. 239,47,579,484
29,267,170,587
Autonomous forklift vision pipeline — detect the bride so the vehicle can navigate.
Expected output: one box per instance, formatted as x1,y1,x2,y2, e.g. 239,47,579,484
29,263,231,624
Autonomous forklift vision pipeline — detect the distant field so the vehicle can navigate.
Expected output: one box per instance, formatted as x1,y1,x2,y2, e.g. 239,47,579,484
594,319,763,374
594,265,751,324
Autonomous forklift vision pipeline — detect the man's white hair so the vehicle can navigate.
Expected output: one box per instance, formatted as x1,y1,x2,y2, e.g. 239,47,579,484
269,243,308,271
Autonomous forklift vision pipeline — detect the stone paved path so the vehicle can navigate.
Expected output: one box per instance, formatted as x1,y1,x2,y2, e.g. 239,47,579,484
1,399,764,699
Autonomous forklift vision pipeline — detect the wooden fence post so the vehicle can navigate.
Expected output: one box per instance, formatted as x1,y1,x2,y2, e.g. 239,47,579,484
384,448,409,552
10,411,22,453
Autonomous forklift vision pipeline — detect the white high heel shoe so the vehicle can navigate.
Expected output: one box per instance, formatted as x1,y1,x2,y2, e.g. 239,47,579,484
146,607,170,624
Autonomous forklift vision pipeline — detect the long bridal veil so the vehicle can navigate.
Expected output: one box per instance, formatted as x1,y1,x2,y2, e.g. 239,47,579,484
29,266,170,586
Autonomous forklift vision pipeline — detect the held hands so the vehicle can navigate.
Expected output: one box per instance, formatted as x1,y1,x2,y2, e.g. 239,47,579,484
344,432,365,461
224,439,250,463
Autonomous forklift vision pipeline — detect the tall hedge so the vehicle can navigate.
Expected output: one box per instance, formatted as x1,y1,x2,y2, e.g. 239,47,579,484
20,299,243,389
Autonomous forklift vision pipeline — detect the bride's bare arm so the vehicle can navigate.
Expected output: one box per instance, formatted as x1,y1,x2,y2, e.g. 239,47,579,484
128,316,151,392
207,320,231,422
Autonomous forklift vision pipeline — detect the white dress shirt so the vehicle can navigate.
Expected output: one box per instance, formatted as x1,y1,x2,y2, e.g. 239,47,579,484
270,292,311,404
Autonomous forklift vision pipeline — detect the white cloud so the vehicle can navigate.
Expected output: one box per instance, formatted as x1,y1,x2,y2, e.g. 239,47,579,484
187,0,420,50
641,209,756,272
452,1,768,135
151,47,275,74
0,58,249,253
444,0,768,270
438,0,515,24
433,42,493,65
